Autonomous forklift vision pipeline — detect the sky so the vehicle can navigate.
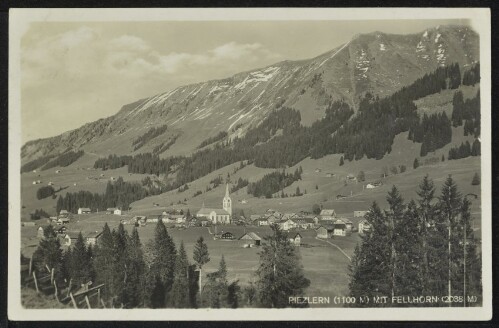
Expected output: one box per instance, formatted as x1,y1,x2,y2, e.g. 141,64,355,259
20,19,470,143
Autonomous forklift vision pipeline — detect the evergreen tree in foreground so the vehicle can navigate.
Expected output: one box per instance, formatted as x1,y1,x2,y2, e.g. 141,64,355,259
193,236,210,297
33,225,63,275
124,227,145,308
69,233,93,289
170,241,190,308
93,223,115,301
256,224,310,308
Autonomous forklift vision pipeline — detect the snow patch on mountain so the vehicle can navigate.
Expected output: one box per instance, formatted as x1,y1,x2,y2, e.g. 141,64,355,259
234,66,280,90
379,43,386,51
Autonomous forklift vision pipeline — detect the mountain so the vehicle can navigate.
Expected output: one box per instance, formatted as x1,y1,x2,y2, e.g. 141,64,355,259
21,25,479,163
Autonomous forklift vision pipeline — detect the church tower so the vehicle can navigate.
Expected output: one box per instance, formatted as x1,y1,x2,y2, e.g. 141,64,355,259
223,183,232,217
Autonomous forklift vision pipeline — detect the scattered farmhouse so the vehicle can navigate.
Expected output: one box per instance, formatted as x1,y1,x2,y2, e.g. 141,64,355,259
64,233,79,246
106,208,116,214
59,210,70,218
239,232,262,246
257,218,269,226
359,219,372,234
57,217,70,225
320,209,337,220
333,219,349,237
294,217,316,229
280,218,298,231
220,231,235,240
57,226,67,235
196,184,232,224
86,231,103,246
78,208,91,215
37,226,44,239
288,232,302,246
366,181,383,189
114,209,123,216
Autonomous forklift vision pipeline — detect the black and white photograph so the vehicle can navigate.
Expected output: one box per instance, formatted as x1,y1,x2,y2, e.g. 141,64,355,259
8,8,492,321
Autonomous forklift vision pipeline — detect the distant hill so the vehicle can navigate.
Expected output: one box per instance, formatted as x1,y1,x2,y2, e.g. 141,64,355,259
22,25,479,163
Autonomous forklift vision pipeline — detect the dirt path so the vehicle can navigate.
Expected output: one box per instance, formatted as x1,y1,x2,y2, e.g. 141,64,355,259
315,237,352,261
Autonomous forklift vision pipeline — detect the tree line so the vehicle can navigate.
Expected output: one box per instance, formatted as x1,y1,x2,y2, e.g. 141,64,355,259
246,167,302,198
197,131,228,149
32,221,309,308
21,154,57,173
349,176,481,307
448,139,481,160
451,89,480,137
408,112,452,157
55,177,162,213
41,150,85,171
132,124,169,151
36,186,56,200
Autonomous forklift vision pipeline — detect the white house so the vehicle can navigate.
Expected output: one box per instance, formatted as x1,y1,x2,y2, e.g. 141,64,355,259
78,208,91,215
280,219,298,231
320,209,336,221
333,219,347,236
114,209,122,216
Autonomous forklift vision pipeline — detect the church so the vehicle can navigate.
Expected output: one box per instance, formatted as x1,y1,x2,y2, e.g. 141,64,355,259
196,183,232,224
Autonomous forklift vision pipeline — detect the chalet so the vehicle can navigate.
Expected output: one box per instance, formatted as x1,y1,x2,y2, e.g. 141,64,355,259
266,214,280,225
333,219,348,236
316,225,334,239
78,208,91,215
57,217,70,225
326,173,335,178
86,231,103,246
342,218,354,231
280,218,298,231
366,181,382,189
57,226,67,235
59,210,70,218
346,174,356,181
354,210,369,217
336,195,347,200
250,214,261,223
113,208,122,215
320,209,337,220
64,233,79,246
239,232,262,246
37,226,44,239
257,218,269,226
221,231,234,240
359,219,372,234
289,232,302,246
106,208,116,214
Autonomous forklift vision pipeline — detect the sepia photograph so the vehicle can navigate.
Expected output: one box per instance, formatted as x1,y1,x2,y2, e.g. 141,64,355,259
8,8,492,321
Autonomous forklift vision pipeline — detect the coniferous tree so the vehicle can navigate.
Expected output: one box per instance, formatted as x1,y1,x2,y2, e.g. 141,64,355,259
413,158,420,169
471,173,480,185
111,223,129,307
145,220,177,308
256,224,310,308
93,223,115,301
386,186,405,298
204,255,229,308
170,241,190,308
32,225,63,275
124,227,145,308
69,232,92,289
193,236,210,298
339,156,344,166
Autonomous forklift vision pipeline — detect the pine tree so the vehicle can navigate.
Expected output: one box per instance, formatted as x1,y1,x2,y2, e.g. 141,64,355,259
471,173,480,185
256,224,310,308
146,220,177,308
93,223,115,301
386,186,405,298
348,202,391,305
32,225,63,275
112,223,129,307
123,227,145,308
69,232,92,289
204,255,229,308
413,158,420,169
170,241,190,308
193,236,210,298
339,156,344,166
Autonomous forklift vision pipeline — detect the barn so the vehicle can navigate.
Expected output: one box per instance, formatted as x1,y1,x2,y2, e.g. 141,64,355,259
239,232,262,246
289,232,302,246
316,225,334,239
78,208,91,214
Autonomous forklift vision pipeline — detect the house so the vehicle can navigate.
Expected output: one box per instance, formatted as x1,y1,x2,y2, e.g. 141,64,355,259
199,217,211,227
114,209,122,216
354,210,368,218
289,232,302,246
57,217,70,225
280,219,297,231
37,226,45,239
106,208,116,214
326,173,335,178
132,216,147,226
315,168,322,173
333,219,348,236
320,209,337,220
341,218,354,231
48,182,54,186
64,233,79,246
57,226,67,234
294,218,315,229
316,225,334,239
241,199,248,204
257,218,269,226
359,219,372,235
78,208,91,215
266,214,280,225
59,210,69,218
366,181,383,189
250,214,261,223
86,231,103,246
49,216,58,223
221,231,234,240
239,232,262,246
336,195,347,200
346,174,356,181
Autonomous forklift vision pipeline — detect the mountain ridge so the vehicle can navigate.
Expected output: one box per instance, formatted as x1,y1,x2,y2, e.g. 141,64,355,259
22,24,479,163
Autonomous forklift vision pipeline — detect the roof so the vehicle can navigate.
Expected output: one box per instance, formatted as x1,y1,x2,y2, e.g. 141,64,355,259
334,223,346,229
60,210,69,214
106,208,116,211
239,232,262,241
197,207,229,215
320,209,336,216
290,232,302,239
250,215,261,221
86,231,103,239
79,208,91,211
58,217,70,222
65,232,80,239
317,225,334,232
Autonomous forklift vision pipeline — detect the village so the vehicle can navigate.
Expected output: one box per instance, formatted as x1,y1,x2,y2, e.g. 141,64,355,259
23,182,372,250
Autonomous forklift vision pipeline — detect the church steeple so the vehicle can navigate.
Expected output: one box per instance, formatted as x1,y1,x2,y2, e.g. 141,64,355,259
223,183,232,217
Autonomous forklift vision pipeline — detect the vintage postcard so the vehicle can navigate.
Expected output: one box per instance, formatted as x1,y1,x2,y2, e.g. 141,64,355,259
8,8,492,321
